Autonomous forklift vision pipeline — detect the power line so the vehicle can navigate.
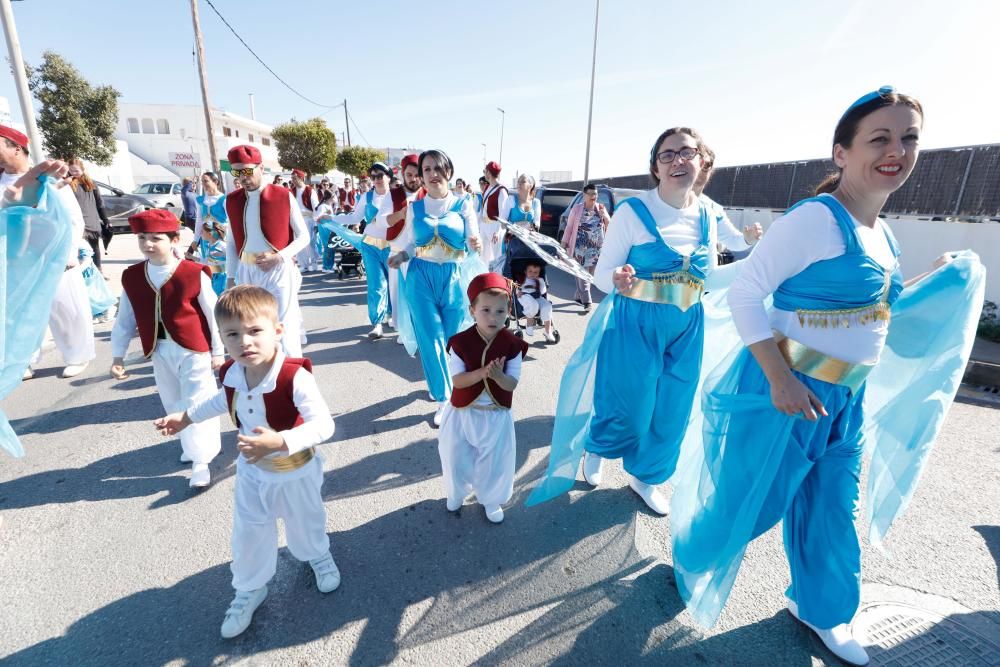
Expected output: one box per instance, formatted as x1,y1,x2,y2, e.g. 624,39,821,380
202,0,339,110
346,109,371,146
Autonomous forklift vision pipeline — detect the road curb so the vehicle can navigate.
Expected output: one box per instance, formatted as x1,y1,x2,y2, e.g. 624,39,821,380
964,359,1000,388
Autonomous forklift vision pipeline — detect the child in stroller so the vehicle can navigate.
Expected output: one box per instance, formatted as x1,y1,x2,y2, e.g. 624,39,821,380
507,255,560,344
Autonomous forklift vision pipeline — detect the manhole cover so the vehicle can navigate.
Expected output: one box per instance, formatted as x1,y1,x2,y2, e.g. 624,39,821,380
855,602,1000,666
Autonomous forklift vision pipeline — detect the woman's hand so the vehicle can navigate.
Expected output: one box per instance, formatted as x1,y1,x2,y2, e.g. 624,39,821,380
932,252,955,270
769,374,828,421
388,251,408,269
742,222,763,244
110,357,128,380
468,236,482,252
612,264,636,292
2,160,69,208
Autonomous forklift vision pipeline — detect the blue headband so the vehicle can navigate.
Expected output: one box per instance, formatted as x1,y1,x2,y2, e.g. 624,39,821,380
839,85,896,124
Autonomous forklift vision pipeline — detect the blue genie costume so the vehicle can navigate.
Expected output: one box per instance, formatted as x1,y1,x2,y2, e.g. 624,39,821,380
0,176,74,456
669,193,985,629
527,194,715,502
395,195,486,401
196,193,228,294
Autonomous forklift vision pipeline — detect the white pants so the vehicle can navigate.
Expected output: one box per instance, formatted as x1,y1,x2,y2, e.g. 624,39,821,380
235,259,304,357
34,267,96,366
518,294,552,323
437,405,516,507
296,219,320,271
387,250,408,329
153,340,220,465
479,221,503,272
231,454,329,592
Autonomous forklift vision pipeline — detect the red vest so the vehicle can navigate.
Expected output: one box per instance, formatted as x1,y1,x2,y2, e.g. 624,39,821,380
339,188,358,212
447,326,528,409
120,260,212,357
385,187,428,241
296,185,315,211
483,184,507,220
225,184,294,254
219,357,313,431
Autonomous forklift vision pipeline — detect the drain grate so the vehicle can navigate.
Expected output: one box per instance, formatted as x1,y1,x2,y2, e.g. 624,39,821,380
855,603,1000,666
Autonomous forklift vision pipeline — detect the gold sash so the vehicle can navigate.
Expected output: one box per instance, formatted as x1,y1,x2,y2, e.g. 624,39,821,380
253,447,315,473
620,273,704,311
775,333,874,394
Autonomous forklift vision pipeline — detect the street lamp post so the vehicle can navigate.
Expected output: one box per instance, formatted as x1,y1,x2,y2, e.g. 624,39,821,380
497,107,505,165
481,143,487,164
582,0,600,186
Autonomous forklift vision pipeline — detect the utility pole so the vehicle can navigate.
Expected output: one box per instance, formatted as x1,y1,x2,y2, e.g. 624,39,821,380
343,99,351,147
248,93,255,120
497,107,505,165
582,0,600,186
0,0,44,160
190,0,220,172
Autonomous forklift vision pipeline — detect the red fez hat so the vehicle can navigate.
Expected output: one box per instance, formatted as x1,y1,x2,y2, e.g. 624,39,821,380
227,144,261,165
467,272,510,304
400,153,419,170
291,168,305,178
0,125,28,151
485,161,501,177
129,208,181,234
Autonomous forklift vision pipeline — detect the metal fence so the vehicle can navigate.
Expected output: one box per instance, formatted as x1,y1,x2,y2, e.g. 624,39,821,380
549,143,1000,217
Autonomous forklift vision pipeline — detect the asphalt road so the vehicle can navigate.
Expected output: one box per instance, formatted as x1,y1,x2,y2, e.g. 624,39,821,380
1,236,997,666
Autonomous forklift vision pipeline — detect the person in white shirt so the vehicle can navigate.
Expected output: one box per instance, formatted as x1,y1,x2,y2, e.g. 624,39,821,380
479,161,508,272
692,145,762,263
289,169,320,272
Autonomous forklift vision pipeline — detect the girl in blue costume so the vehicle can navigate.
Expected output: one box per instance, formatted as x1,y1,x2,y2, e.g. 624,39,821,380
670,88,983,666
528,128,759,515
195,171,228,294
388,150,484,427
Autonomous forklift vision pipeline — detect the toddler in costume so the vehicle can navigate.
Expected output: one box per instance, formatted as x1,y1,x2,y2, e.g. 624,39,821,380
154,285,338,639
439,272,528,523
517,260,555,342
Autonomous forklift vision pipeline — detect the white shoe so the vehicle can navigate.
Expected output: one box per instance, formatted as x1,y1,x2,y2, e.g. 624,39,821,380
582,452,604,486
397,337,405,345
220,586,267,639
446,496,462,512
384,320,394,331
433,401,447,427
179,452,193,463
543,331,556,343
21,366,33,381
368,323,383,339
525,324,535,336
309,553,341,593
628,475,668,515
61,363,88,378
787,599,869,666
484,504,504,523
190,464,211,488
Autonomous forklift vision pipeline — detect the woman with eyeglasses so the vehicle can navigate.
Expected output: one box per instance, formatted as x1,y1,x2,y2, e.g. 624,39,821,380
388,149,483,427
529,127,741,516
669,88,984,666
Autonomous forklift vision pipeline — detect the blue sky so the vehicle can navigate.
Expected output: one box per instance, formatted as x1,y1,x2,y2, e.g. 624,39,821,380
3,0,998,183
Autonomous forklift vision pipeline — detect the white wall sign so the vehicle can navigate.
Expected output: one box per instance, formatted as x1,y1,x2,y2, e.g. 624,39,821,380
168,151,201,169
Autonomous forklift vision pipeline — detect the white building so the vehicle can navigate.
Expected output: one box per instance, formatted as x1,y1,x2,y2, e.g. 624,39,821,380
115,103,281,180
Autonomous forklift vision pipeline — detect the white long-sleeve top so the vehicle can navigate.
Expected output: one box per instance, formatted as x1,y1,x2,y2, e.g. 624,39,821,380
499,195,541,229
224,188,309,276
1,171,86,266
292,186,319,220
399,192,480,260
479,184,508,224
701,194,751,253
727,200,899,364
187,350,335,457
593,189,744,294
448,347,522,406
333,189,391,239
111,259,224,358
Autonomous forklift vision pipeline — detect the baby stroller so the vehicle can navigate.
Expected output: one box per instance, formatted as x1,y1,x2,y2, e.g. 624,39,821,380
330,236,365,279
503,234,561,343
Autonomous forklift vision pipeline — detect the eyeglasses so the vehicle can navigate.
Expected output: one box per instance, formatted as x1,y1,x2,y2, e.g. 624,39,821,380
231,166,256,178
369,173,386,179
655,147,699,164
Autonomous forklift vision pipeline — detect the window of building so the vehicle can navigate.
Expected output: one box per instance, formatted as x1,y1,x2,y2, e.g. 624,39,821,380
156,119,170,134
223,127,232,137
248,133,254,142
235,129,240,138
262,137,271,146
141,118,155,134
126,118,140,134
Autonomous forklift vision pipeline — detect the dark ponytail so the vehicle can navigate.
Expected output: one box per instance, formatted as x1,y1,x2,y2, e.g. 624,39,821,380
814,172,841,195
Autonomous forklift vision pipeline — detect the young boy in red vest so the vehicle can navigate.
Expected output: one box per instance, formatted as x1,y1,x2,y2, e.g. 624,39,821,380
154,285,337,639
110,209,223,488
439,272,528,523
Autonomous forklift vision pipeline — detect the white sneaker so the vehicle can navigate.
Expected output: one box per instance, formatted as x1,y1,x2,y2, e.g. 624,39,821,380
446,496,462,512
309,553,341,593
21,366,33,381
190,464,211,488
582,452,604,486
179,452,193,463
787,599,869,666
384,320,395,331
433,401,447,427
368,323,383,339
61,363,88,378
525,324,535,336
397,337,405,345
543,331,556,343
484,504,504,523
220,586,267,639
628,475,668,515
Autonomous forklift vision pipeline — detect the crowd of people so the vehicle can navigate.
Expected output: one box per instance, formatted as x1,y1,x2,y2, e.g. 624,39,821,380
1,84,986,665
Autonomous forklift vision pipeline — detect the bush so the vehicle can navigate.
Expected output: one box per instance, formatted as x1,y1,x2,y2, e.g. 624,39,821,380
979,300,1000,342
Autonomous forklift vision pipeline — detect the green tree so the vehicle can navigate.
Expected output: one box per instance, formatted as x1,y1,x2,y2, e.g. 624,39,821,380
26,51,120,165
336,145,388,177
272,118,337,176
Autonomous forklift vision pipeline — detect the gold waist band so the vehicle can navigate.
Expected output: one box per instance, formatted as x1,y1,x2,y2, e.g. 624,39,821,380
464,402,506,411
775,334,874,394
363,235,389,250
209,264,225,274
240,251,272,266
620,275,703,311
253,447,315,473
415,242,465,262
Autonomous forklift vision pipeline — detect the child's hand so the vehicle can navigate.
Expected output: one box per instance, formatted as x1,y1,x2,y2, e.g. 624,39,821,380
237,427,287,463
211,355,225,370
485,358,506,382
110,357,128,380
155,412,191,436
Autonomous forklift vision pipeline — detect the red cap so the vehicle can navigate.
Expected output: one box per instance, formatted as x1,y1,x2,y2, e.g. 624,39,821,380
467,272,510,304
485,161,501,177
400,153,419,170
291,168,305,178
227,144,261,165
0,125,28,151
129,208,181,234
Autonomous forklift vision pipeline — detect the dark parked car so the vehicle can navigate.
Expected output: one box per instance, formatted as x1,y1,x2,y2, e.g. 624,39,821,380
535,186,579,238
95,181,157,233
556,184,643,239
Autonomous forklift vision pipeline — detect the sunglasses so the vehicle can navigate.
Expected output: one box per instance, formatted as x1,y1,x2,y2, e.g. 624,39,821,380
369,173,386,179
231,166,256,178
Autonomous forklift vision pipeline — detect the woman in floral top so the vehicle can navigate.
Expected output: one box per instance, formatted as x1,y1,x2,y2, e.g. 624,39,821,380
561,183,610,312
